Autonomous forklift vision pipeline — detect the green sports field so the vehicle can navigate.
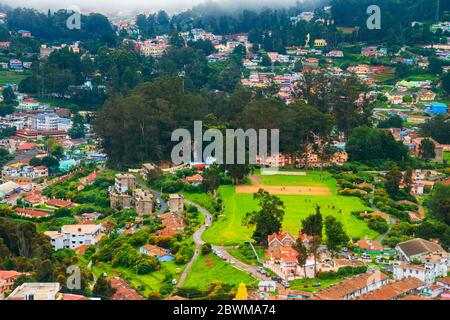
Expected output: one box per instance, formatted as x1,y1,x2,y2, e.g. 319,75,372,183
203,171,377,246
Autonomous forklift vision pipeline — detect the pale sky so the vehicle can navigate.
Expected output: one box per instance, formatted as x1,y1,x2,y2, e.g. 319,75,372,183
1,0,303,14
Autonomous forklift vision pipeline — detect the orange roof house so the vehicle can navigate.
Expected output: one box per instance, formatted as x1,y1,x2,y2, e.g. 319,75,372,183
355,239,384,252
45,199,73,208
110,278,144,300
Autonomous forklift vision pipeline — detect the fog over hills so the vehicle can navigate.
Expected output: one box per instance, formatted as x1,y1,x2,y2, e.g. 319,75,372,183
0,0,322,14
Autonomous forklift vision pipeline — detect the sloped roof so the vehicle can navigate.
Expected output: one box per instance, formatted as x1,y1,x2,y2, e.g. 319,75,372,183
397,238,446,259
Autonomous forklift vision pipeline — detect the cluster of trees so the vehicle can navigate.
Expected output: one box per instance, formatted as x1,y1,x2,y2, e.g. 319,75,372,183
95,71,378,169
420,116,450,145
6,8,117,47
94,233,161,275
346,126,409,163
0,216,90,291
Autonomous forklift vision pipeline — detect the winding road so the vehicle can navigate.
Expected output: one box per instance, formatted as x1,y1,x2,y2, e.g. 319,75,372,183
177,199,277,289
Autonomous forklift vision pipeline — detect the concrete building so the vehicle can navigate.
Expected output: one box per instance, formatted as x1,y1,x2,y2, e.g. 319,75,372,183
45,224,102,250
31,113,60,131
168,194,184,213
7,283,61,300
114,173,136,193
133,188,153,216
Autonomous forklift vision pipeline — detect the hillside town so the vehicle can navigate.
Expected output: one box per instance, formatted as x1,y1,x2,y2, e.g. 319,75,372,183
0,0,449,304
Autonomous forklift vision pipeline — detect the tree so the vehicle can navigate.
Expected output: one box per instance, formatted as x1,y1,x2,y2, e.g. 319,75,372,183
420,115,450,144
45,138,64,159
242,189,285,245
201,243,212,255
403,168,413,193
29,157,43,167
346,126,408,162
203,164,220,197
301,206,323,277
68,113,86,139
385,165,403,196
419,138,435,161
93,275,116,299
377,115,403,129
429,56,443,75
442,73,450,96
324,216,349,254
2,87,16,104
428,184,450,224
41,156,59,173
292,238,308,277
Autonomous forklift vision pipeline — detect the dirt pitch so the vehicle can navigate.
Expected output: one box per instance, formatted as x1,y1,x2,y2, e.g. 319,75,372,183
236,185,331,196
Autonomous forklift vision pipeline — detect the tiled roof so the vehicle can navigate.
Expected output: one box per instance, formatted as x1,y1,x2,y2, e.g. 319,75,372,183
315,272,389,300
356,278,423,300
110,278,144,300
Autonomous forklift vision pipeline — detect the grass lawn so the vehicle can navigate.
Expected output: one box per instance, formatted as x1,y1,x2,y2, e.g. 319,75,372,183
182,192,217,214
0,71,29,85
289,277,342,293
183,253,257,291
203,171,377,246
444,152,450,163
91,260,185,297
227,244,265,266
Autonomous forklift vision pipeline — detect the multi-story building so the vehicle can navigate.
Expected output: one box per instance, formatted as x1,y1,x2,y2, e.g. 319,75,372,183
133,188,153,216
45,224,102,250
114,173,136,193
31,113,60,131
168,194,184,213
0,270,23,297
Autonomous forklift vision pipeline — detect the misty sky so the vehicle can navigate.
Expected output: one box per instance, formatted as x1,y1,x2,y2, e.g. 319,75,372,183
2,0,302,14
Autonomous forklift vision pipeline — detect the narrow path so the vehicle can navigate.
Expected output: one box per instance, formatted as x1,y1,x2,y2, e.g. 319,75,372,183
176,199,212,288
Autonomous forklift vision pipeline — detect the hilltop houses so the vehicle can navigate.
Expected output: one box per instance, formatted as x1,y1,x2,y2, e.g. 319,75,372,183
110,173,154,216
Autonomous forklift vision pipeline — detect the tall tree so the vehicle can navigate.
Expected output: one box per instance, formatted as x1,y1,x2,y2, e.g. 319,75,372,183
301,205,323,277
324,216,349,255
419,139,436,161
292,238,308,277
385,165,403,196
242,189,285,245
428,184,450,224
203,164,220,197
403,168,413,194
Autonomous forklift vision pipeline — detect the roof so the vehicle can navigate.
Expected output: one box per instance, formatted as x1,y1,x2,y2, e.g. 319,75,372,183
396,238,446,259
140,244,168,257
110,278,144,300
356,278,423,300
437,277,450,286
0,181,20,194
315,272,389,300
0,270,23,280
45,198,72,208
15,207,52,218
355,239,383,251
62,294,89,300
61,224,100,234
17,142,39,151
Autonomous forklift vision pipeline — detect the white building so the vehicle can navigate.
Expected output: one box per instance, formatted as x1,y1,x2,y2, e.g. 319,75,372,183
45,224,102,250
31,113,60,131
7,283,61,300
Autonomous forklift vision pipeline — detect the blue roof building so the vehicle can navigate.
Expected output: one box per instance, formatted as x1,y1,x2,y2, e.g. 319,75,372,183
424,102,448,115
